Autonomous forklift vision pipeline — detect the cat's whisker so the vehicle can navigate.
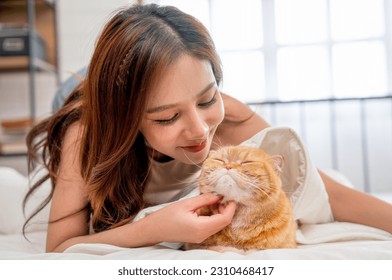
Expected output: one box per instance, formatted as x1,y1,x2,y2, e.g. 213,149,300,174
256,188,273,200
181,150,204,169
234,172,275,200
199,172,220,186
211,134,224,149
169,179,199,188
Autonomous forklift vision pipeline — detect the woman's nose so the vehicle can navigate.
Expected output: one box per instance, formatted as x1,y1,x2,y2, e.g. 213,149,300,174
186,112,209,140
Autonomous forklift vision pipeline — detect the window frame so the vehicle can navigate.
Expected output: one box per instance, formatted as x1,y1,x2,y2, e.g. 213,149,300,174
148,0,392,101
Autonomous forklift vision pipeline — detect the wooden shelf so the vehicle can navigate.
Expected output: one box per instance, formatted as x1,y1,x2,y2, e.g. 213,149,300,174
0,0,58,67
0,118,30,156
0,56,56,72
0,141,28,156
0,0,58,123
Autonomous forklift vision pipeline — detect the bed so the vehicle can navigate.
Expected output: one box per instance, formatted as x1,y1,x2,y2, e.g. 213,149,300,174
1,124,392,261
1,171,392,260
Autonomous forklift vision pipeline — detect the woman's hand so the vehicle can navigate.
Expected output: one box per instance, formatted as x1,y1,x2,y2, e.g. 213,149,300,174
144,192,237,244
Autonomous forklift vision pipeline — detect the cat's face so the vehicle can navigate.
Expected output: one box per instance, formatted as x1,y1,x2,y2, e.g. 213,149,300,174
199,146,283,204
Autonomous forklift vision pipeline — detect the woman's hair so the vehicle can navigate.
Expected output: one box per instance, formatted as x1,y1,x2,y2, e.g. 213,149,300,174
23,3,223,233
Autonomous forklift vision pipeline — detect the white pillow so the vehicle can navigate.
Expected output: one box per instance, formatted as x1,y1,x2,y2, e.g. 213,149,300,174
0,167,50,235
241,127,335,224
0,167,28,234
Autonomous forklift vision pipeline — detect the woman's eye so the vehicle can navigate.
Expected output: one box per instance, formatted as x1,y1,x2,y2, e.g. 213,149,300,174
154,113,179,124
198,92,217,107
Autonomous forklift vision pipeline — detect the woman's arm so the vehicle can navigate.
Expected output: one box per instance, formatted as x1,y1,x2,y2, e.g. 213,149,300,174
45,123,89,252
46,123,236,252
50,192,236,252
320,171,392,234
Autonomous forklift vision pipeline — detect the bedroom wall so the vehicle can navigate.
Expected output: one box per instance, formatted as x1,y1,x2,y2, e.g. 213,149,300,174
0,0,135,174
57,0,135,83
0,0,134,121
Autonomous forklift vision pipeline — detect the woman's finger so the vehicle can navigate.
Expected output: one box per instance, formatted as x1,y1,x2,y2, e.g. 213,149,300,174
183,192,223,211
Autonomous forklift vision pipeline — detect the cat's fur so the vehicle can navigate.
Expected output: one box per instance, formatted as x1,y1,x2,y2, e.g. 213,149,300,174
186,145,297,253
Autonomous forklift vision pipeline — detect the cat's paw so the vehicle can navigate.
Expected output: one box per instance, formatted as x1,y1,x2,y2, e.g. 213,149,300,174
243,249,258,255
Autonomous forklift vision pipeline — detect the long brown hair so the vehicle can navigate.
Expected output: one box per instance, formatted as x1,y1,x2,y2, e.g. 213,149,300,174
23,4,223,233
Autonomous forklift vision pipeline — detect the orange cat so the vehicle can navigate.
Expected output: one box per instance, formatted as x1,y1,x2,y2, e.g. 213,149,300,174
186,145,297,253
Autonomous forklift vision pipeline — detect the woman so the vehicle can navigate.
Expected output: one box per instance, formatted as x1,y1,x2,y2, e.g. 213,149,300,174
24,4,392,253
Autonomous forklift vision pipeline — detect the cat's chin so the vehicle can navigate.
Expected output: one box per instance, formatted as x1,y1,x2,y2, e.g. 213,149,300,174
205,191,239,204
220,194,249,205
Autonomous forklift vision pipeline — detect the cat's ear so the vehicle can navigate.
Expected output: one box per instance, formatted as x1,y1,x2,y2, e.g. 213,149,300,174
271,155,284,173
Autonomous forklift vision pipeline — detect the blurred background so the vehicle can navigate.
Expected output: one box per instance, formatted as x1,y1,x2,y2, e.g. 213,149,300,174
0,0,391,198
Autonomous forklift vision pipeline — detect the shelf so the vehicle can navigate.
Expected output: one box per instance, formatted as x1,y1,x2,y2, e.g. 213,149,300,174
0,119,30,156
0,0,58,67
0,141,28,156
0,0,55,10
43,0,56,7
0,0,58,123
0,56,56,72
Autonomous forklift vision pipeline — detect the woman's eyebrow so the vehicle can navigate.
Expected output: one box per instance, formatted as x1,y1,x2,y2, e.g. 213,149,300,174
146,81,216,114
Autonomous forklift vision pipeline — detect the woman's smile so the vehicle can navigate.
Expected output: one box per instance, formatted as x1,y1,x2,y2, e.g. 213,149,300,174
181,139,207,153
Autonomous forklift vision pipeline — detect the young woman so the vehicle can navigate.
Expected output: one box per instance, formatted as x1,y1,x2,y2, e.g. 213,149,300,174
24,4,392,253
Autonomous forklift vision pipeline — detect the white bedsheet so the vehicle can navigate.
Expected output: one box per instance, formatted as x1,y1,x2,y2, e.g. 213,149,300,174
1,224,392,260
1,127,392,260
1,167,391,260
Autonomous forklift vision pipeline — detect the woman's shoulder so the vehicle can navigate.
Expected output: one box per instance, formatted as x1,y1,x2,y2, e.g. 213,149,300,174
64,121,84,143
57,121,87,190
214,93,269,147
60,121,85,163
220,93,254,122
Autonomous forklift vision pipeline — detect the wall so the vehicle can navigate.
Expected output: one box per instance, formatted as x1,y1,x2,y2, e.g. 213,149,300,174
57,0,134,82
0,0,134,121
0,0,135,174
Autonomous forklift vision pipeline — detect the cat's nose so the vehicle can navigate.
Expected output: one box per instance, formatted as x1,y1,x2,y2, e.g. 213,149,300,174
226,165,233,170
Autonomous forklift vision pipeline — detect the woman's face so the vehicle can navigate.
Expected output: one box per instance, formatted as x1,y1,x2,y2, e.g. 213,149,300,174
140,55,224,165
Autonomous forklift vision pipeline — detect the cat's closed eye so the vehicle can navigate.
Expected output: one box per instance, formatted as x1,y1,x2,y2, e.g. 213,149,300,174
241,160,255,165
213,158,225,164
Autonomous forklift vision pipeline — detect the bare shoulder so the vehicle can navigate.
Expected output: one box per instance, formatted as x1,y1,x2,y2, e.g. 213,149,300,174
214,93,269,147
63,121,84,146
58,121,85,187
220,94,254,121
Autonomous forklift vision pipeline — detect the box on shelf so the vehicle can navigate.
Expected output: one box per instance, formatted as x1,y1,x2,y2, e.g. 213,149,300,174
0,140,27,155
0,117,31,155
0,25,46,57
0,25,47,70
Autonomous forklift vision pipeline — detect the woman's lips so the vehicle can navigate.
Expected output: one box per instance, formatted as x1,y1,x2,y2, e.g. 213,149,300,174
182,140,207,153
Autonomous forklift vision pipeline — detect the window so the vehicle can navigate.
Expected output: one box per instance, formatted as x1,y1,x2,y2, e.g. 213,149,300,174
149,0,391,102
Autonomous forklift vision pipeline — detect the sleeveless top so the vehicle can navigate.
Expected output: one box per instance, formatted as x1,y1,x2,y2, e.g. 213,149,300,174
143,160,201,206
